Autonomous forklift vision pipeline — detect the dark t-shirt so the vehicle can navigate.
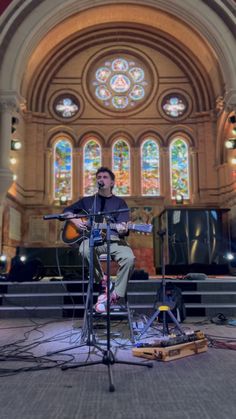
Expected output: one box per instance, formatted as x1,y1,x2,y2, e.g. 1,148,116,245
64,194,130,237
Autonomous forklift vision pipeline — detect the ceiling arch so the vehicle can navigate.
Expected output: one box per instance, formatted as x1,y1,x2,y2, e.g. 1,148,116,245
28,24,215,114
0,1,235,107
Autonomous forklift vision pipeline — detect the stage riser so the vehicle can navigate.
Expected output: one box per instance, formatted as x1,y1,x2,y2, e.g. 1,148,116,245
1,278,236,318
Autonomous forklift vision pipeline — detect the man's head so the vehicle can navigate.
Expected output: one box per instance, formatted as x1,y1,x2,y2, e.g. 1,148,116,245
95,167,115,191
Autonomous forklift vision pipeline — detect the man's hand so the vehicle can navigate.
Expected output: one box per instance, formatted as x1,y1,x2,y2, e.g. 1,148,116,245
64,212,88,231
116,222,128,234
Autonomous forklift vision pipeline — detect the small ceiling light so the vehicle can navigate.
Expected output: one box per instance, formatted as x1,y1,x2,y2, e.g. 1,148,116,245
11,139,22,150
20,255,26,262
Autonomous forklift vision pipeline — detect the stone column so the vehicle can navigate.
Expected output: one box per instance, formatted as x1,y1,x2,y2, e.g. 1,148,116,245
190,147,199,202
73,148,80,201
0,99,15,251
44,148,53,204
160,147,170,203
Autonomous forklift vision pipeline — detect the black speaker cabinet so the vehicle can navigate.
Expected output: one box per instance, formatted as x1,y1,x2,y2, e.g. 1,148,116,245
153,208,230,274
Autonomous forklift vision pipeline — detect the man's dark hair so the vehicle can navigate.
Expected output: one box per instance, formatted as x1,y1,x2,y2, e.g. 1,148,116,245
95,167,115,181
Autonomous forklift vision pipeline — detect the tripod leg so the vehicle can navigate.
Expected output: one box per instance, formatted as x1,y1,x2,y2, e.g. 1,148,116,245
167,310,185,334
80,295,89,343
107,364,115,392
136,309,160,340
162,311,169,336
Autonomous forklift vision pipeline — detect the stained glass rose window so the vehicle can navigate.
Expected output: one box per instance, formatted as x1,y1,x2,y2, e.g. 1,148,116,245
89,55,153,112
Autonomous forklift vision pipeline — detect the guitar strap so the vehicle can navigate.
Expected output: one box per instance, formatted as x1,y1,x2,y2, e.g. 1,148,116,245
93,195,108,222
99,196,106,219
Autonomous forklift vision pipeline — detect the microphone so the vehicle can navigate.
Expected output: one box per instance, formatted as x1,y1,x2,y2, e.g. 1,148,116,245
43,213,71,221
97,181,104,189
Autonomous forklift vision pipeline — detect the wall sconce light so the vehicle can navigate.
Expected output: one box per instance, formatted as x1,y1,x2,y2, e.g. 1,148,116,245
225,139,236,149
11,139,22,150
10,157,17,165
0,255,7,273
59,195,68,205
231,158,236,164
175,193,184,204
13,174,18,181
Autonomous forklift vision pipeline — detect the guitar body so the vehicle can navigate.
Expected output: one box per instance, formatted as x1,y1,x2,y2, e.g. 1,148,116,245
61,220,88,246
61,213,153,246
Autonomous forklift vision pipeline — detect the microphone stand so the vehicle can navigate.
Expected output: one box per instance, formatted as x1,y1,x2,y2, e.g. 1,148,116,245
136,229,185,340
43,208,153,392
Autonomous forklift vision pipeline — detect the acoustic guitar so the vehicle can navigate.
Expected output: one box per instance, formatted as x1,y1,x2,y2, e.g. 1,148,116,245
61,215,153,246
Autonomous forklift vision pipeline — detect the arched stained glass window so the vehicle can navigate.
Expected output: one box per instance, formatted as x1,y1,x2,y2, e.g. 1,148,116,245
112,139,130,195
53,139,72,200
141,138,160,196
170,138,190,199
83,139,102,195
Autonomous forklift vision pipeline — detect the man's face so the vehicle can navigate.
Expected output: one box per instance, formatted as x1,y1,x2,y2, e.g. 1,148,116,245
96,171,114,190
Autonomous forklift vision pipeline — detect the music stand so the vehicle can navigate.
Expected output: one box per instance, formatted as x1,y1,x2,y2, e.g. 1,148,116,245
44,209,153,392
136,229,185,340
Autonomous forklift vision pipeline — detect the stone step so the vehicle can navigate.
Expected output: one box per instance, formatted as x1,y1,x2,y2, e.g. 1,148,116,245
1,276,236,317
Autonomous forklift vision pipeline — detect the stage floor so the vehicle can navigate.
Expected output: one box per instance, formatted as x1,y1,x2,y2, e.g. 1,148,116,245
0,316,235,419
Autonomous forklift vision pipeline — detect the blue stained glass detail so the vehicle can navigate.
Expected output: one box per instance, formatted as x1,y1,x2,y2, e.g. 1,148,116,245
95,85,112,100
112,96,129,109
162,94,187,118
54,96,79,118
129,67,144,82
112,58,129,71
129,85,145,100
95,67,111,83
110,74,131,93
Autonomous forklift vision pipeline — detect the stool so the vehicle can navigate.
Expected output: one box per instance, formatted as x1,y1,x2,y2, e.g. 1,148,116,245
95,253,135,343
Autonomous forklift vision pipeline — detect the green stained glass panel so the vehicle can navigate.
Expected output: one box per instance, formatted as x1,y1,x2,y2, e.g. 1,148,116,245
141,139,160,196
170,138,190,198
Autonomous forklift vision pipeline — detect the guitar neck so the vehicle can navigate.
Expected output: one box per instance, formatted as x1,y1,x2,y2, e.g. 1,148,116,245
92,222,152,234
95,223,122,230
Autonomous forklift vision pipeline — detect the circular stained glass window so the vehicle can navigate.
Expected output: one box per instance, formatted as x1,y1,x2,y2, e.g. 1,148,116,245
53,94,80,119
88,54,153,112
161,94,188,118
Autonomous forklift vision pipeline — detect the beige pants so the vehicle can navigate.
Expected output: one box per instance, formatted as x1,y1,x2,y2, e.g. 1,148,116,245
79,236,135,297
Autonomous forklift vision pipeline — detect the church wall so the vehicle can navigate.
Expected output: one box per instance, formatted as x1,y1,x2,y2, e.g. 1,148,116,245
1,1,236,274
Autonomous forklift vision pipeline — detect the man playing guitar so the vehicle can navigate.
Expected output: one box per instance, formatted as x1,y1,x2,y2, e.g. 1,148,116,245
63,166,135,313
